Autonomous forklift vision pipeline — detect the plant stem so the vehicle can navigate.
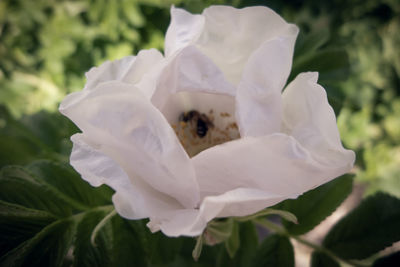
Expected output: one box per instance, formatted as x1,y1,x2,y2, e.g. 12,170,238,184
255,218,370,267
90,208,117,246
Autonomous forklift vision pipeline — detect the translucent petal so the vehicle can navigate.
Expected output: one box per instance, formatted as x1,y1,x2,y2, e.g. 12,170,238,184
70,134,182,219
60,81,200,209
281,72,355,166
148,188,285,237
196,6,298,84
165,6,298,84
152,132,354,236
84,49,164,98
192,134,353,199
152,45,236,111
165,6,205,57
236,35,297,137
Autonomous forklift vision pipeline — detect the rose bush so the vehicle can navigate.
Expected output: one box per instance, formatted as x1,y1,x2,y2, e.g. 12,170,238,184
59,5,355,237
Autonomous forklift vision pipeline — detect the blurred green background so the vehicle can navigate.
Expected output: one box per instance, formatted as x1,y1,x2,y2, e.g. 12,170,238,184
0,0,399,199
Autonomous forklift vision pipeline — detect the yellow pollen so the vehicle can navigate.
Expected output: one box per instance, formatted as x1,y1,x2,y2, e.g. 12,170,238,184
171,110,240,157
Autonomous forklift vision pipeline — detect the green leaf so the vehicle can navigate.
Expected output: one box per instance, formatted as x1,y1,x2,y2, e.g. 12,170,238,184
192,236,204,261
0,161,116,267
145,221,185,265
215,221,259,267
0,218,76,267
73,210,112,267
323,192,400,260
311,251,340,267
294,28,330,59
0,200,56,256
0,106,49,167
109,217,149,267
235,208,298,224
0,166,74,216
0,107,77,167
251,234,294,267
19,111,78,156
277,174,353,235
232,221,259,267
290,49,350,84
225,220,239,258
27,160,112,208
212,221,258,267
204,219,234,246
75,209,149,267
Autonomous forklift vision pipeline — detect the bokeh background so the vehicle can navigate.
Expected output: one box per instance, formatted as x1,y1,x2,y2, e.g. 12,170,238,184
1,0,399,197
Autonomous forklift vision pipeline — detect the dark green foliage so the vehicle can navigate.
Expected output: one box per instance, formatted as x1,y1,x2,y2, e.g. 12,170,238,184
0,106,78,167
27,160,112,208
311,252,340,267
373,251,400,267
0,218,76,267
0,201,56,256
251,234,294,267
277,175,353,235
287,28,350,116
74,215,151,267
292,49,350,84
0,166,75,216
215,221,259,267
225,220,240,258
73,210,112,267
323,193,400,260
0,161,143,266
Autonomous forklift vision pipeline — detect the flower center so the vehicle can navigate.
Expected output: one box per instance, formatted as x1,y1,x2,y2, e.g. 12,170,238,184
171,109,240,157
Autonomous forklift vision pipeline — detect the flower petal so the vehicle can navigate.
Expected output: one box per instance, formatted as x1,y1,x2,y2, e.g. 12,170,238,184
281,72,355,166
165,6,205,57
60,81,200,209
84,49,164,98
166,6,298,84
236,33,297,137
196,6,298,84
152,46,236,123
70,134,182,219
192,134,352,199
150,188,285,237
152,46,236,109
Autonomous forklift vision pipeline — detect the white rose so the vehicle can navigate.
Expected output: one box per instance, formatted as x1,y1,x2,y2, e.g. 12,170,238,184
59,5,355,237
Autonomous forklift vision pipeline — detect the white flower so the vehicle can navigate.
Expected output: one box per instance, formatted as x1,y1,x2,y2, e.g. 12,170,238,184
59,5,355,237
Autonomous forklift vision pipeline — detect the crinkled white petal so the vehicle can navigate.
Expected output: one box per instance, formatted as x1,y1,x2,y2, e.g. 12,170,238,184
148,188,286,237
152,46,236,123
236,34,297,137
70,134,183,219
195,6,298,84
282,72,355,166
193,133,352,199
83,49,164,98
60,81,200,209
165,6,205,57
147,132,353,236
152,45,236,110
148,73,356,237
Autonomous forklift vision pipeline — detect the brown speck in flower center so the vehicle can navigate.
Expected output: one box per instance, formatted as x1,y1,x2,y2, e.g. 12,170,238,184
171,109,240,157
179,110,214,138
